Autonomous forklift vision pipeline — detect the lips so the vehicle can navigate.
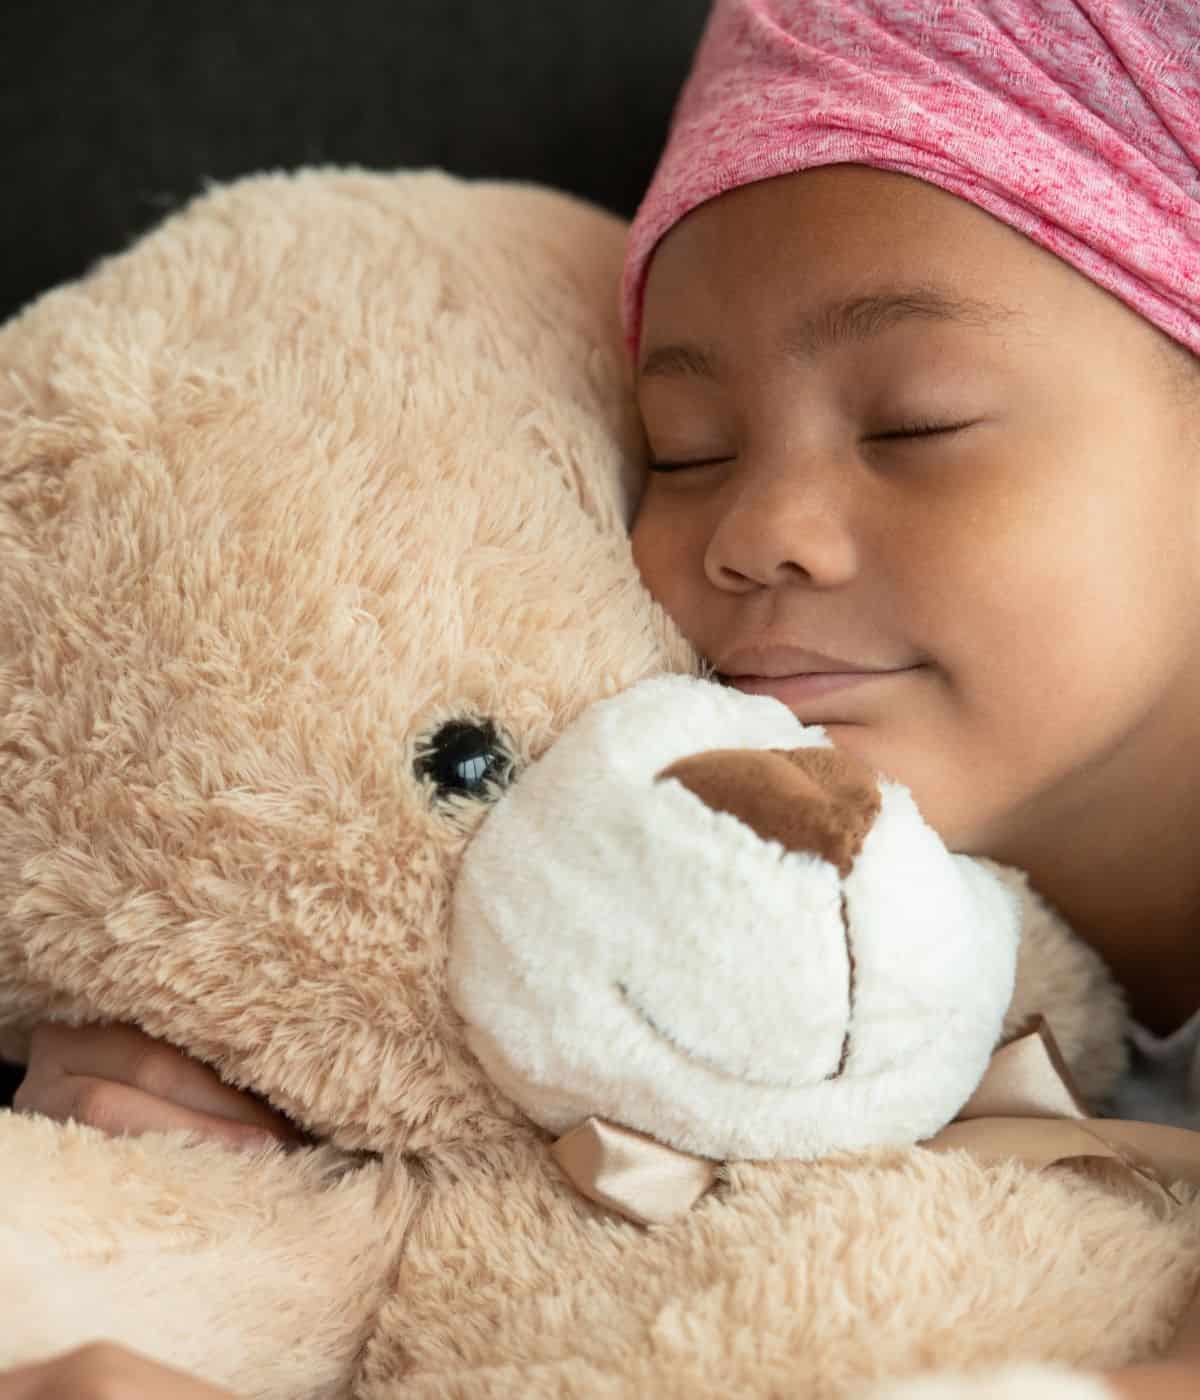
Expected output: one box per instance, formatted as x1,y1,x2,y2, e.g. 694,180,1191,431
715,643,904,679
714,645,920,714
724,672,900,708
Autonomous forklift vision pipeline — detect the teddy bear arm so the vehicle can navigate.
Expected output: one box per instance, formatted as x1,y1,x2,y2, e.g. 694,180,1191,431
0,1111,422,1400
358,1128,1200,1399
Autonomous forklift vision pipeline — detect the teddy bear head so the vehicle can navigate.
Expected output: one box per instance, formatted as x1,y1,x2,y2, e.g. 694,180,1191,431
450,675,1130,1161
0,169,695,1153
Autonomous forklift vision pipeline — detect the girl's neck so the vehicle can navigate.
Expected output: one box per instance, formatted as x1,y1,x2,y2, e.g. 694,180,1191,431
982,692,1200,1037
1001,827,1200,1036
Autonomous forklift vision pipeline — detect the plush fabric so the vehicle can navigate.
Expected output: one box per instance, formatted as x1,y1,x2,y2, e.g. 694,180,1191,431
0,167,1193,1400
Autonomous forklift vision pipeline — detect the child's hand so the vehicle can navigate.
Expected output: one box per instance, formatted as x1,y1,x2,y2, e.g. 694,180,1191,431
1108,1360,1200,1399
13,1021,302,1149
0,1344,236,1400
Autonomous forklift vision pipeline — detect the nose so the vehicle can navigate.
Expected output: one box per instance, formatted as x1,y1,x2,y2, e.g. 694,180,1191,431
703,462,859,594
656,746,881,877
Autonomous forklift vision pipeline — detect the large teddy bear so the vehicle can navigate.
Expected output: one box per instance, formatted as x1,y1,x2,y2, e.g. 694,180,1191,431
0,169,1198,1400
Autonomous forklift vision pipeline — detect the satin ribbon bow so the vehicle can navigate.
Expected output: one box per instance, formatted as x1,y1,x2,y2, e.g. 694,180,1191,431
923,1017,1200,1209
551,1117,719,1228
551,1018,1200,1227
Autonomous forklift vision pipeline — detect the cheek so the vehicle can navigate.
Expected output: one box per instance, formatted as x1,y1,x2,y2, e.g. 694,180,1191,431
629,512,658,588
916,467,1199,805
959,478,1189,684
631,502,691,611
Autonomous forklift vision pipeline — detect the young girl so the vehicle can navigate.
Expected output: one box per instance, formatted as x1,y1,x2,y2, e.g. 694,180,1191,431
7,2,1200,1397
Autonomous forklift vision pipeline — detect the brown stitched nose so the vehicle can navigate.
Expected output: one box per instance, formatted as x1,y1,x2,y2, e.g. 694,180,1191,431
655,747,882,877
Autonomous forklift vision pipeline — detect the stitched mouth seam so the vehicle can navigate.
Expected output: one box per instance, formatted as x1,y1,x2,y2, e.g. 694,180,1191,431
615,982,806,1091
826,891,856,1081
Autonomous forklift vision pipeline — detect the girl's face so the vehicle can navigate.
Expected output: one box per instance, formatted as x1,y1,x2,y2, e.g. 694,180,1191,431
632,166,1200,854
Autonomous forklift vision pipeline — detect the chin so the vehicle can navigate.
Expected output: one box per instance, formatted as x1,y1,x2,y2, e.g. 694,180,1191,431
815,723,892,775
906,795,987,855
821,728,967,847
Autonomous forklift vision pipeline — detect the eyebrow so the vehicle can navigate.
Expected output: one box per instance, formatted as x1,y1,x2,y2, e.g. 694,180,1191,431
638,287,1021,380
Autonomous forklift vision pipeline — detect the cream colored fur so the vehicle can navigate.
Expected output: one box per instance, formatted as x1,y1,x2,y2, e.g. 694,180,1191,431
0,169,1190,1399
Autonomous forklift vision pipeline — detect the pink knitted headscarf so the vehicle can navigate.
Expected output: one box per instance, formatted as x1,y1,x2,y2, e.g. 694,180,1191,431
623,0,1200,354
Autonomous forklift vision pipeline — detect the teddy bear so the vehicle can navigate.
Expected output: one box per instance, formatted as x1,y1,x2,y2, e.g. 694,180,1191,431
0,166,1198,1400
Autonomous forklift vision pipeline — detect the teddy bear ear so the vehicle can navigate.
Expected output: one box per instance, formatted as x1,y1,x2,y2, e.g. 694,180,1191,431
656,747,882,876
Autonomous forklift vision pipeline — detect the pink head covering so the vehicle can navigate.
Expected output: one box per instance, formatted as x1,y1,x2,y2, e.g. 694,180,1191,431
623,0,1200,354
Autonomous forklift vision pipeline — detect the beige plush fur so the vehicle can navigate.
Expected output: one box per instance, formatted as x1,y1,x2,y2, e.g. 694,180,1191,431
0,169,1194,1400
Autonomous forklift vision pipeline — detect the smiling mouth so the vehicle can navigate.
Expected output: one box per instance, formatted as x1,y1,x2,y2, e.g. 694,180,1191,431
720,667,920,713
615,983,847,1091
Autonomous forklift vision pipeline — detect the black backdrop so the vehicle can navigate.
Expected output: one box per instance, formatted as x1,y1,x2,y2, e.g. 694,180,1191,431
0,0,710,1101
2,0,709,322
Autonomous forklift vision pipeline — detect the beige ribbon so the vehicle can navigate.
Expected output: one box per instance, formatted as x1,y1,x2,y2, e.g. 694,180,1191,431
924,1018,1200,1208
552,1019,1200,1226
551,1117,719,1227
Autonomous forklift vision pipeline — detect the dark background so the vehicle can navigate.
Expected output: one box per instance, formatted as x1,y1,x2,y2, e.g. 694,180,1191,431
1,0,709,323
0,0,710,1102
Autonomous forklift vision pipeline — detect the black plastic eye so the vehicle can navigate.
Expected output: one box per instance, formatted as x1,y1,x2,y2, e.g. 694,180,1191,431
414,719,514,801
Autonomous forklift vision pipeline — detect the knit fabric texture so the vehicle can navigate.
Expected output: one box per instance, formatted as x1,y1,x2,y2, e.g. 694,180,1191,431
622,0,1200,353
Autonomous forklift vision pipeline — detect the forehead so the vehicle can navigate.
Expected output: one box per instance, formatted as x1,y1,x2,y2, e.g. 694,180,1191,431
638,165,1188,399
639,166,1062,359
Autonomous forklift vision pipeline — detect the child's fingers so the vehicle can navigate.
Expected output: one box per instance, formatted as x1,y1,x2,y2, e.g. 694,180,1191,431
14,1022,301,1143
1107,1360,1200,1399
0,1358,39,1400
0,1343,237,1400
17,1072,287,1149
0,1360,49,1400
25,1021,286,1127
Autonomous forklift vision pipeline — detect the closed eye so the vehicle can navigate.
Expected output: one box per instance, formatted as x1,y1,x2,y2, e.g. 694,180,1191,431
867,420,978,442
648,455,735,474
652,421,979,469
